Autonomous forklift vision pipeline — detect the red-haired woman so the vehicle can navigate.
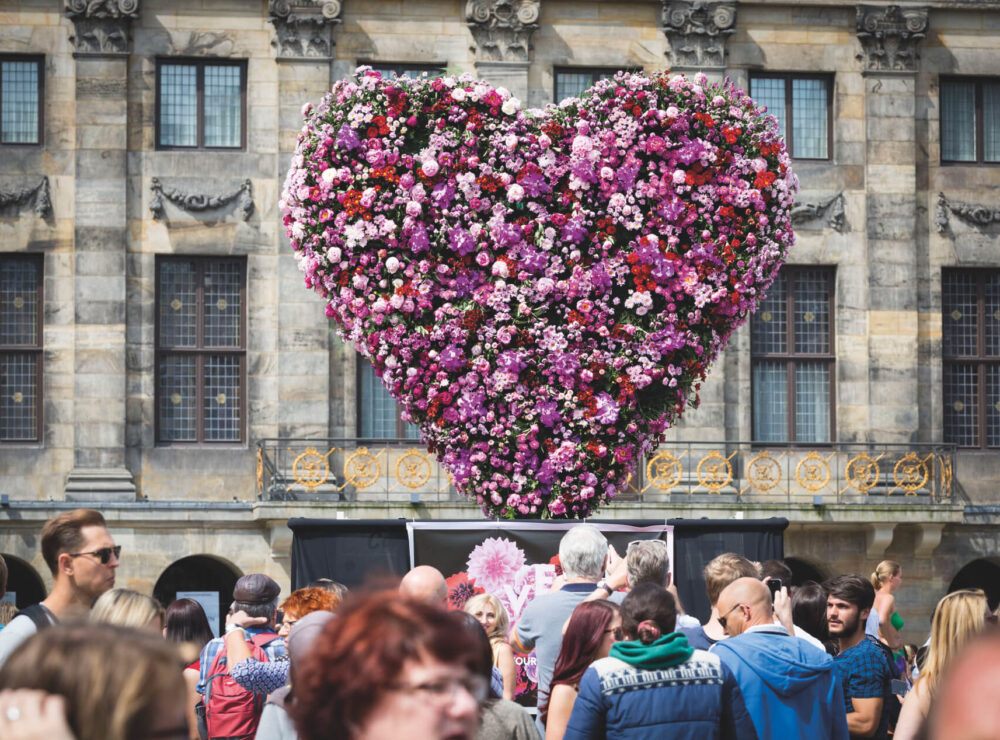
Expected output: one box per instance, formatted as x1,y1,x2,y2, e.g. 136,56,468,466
291,590,485,740
541,600,621,740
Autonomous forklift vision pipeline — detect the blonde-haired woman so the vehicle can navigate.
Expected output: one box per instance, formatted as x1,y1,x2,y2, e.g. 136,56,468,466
868,560,904,650
464,593,516,700
90,588,165,633
893,589,991,740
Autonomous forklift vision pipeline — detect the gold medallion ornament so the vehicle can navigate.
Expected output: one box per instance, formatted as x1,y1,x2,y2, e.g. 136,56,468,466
951,310,962,321
396,449,431,489
746,451,781,493
953,400,964,412
697,451,732,493
216,392,227,405
803,311,815,323
846,453,880,493
646,450,682,491
170,298,182,311
344,447,380,489
11,391,23,404
292,446,330,492
217,298,227,311
894,452,929,494
12,297,24,309
761,311,773,322
170,393,182,405
796,451,831,491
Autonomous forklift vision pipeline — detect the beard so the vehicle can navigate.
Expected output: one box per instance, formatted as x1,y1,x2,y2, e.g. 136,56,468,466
829,611,860,638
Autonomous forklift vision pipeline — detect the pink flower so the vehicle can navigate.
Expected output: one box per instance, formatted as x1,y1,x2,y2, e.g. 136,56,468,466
466,537,526,594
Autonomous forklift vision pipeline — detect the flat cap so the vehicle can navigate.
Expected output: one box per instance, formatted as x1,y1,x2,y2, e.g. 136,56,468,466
233,573,280,604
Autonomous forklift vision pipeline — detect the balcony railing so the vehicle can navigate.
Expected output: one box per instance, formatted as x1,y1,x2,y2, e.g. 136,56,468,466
256,439,956,505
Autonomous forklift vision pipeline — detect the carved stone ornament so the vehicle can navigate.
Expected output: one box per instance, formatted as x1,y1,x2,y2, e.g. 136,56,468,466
936,192,1000,234
268,0,342,60
791,191,846,232
466,0,540,63
150,178,254,222
65,0,139,56
855,4,929,73
0,177,52,218
661,1,737,70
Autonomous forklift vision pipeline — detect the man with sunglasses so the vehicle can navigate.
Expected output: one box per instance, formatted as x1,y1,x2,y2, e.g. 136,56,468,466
711,577,849,740
0,508,120,667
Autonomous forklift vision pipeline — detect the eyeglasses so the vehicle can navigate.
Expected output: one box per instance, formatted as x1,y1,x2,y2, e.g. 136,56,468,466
627,539,668,552
69,545,121,564
718,602,746,631
389,674,489,704
605,626,624,641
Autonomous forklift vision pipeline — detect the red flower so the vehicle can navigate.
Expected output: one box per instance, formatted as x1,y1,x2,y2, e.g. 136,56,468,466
445,571,483,610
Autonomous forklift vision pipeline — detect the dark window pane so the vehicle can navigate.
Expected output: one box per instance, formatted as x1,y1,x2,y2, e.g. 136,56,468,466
203,64,241,147
158,355,197,442
556,72,594,101
751,77,786,139
203,355,240,442
985,81,1000,163
987,365,1000,448
751,272,787,354
942,272,978,357
792,78,827,159
0,353,36,441
941,80,976,162
1,60,40,144
203,261,241,348
753,361,787,442
158,261,197,348
794,270,831,354
985,273,1000,357
159,64,197,147
0,258,38,345
359,362,398,438
795,362,830,443
943,363,979,447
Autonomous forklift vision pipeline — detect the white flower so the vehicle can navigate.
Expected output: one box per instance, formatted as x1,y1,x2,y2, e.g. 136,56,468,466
421,159,439,177
326,246,341,262
451,88,467,102
321,168,337,183
501,97,521,115
507,183,525,202
385,256,400,274
492,260,509,278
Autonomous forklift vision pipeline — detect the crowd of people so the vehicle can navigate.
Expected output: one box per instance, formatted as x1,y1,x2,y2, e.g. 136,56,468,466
0,509,996,740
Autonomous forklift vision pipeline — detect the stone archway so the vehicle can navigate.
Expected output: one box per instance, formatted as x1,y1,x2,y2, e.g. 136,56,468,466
948,558,1000,611
785,556,830,587
1,554,46,609
153,555,242,637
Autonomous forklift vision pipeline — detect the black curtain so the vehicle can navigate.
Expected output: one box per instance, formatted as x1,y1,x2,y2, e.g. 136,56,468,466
287,516,787,622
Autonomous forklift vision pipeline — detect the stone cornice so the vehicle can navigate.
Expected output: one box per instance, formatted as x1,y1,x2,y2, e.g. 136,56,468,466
65,0,138,56
661,1,738,70
855,4,930,73
0,176,52,218
150,178,254,222
268,0,343,61
791,191,846,232
466,0,540,63
936,192,1000,234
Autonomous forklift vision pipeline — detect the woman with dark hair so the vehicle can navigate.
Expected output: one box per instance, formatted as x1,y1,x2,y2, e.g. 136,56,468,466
451,612,539,740
791,581,833,653
541,600,620,740
164,598,214,740
291,590,485,740
563,583,757,740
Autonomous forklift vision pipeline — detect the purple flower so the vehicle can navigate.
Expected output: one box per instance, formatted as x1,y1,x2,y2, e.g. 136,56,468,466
335,123,360,151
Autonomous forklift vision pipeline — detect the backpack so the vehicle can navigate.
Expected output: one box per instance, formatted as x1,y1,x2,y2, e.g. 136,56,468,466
203,632,281,740
13,603,56,631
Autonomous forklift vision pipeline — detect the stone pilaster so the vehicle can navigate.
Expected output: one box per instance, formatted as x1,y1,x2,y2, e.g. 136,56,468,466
273,6,339,438
661,0,737,78
65,0,138,57
857,5,928,444
466,0,539,102
268,0,342,61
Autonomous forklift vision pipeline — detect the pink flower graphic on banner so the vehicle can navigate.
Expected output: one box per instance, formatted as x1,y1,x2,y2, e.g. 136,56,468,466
466,537,526,594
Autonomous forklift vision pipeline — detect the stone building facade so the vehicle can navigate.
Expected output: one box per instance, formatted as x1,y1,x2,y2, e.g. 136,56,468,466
0,0,999,638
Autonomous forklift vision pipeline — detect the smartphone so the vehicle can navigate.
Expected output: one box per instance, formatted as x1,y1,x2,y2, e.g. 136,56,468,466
768,578,782,600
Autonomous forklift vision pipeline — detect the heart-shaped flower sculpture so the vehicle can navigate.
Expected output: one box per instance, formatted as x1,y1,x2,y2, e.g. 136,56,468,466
281,68,797,519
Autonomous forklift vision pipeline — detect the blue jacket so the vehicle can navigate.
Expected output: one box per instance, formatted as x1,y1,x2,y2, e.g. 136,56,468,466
711,626,849,740
562,648,759,740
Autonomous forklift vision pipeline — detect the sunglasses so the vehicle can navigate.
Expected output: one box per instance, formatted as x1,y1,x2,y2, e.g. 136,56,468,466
718,602,745,631
69,545,121,564
605,626,624,641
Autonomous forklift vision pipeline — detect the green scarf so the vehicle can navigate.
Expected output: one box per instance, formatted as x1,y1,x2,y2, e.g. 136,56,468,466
609,632,694,670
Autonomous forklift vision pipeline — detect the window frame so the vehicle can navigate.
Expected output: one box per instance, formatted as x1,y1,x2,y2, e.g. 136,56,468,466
749,72,833,162
939,76,999,165
155,58,247,151
0,253,43,443
750,265,837,445
942,268,1000,449
355,359,420,441
553,66,639,103
154,256,247,445
0,54,44,147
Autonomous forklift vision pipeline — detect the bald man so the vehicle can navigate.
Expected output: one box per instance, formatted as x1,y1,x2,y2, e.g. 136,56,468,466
926,632,1000,740
399,565,448,605
711,578,849,740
